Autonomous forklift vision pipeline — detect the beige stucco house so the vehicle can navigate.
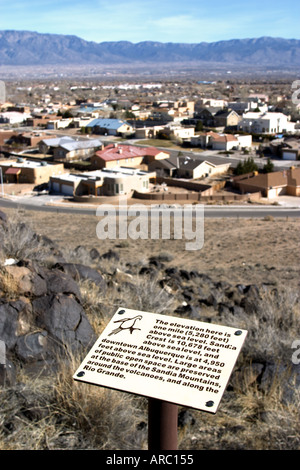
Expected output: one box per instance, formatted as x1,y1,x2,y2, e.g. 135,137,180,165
0,158,64,185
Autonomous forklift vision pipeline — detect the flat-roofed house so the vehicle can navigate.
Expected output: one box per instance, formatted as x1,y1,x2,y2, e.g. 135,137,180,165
0,158,64,185
49,167,155,197
238,112,295,134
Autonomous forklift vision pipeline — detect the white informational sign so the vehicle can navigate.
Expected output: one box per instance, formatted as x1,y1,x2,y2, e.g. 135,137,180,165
73,308,247,413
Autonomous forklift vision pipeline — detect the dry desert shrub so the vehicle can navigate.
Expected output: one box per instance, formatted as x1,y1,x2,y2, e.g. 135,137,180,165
0,348,147,450
216,286,300,363
0,212,53,263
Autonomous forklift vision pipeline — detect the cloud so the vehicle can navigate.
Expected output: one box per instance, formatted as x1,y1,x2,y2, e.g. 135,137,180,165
0,0,299,43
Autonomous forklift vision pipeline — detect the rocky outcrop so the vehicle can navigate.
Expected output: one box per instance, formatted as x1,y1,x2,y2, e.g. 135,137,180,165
0,239,102,384
0,259,98,384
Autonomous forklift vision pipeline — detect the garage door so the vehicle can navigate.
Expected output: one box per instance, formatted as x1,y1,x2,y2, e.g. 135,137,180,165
51,182,60,193
282,151,296,160
61,184,74,195
268,188,277,198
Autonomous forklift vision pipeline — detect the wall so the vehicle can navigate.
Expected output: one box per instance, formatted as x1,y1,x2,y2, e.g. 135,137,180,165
132,190,262,203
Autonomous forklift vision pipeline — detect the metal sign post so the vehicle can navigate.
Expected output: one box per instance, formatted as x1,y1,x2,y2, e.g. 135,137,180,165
148,398,178,450
74,307,247,450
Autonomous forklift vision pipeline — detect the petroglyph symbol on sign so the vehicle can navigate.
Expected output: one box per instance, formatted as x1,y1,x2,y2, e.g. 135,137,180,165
108,315,143,336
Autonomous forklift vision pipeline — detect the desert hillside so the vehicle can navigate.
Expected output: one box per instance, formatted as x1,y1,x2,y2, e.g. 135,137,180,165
0,207,299,450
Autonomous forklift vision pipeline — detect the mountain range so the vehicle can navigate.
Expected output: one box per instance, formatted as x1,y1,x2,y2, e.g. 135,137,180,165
0,30,299,68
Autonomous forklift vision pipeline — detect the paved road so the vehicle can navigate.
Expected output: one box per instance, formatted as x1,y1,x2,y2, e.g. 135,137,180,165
1,196,300,218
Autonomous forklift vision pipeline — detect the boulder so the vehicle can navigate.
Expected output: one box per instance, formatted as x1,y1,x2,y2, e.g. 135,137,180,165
32,293,96,351
16,331,49,362
55,263,106,290
101,249,120,262
4,264,48,297
0,210,7,223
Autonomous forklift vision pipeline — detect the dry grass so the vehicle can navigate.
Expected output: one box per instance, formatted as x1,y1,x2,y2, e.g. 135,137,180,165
0,348,148,450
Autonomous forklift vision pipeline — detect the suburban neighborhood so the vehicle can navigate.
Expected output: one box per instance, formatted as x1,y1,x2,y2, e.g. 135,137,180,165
0,77,299,205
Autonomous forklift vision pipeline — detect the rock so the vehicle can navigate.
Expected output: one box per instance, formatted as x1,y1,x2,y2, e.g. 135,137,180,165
3,258,17,266
231,363,264,391
4,264,47,297
178,410,195,428
114,268,133,283
0,210,7,223
164,267,179,276
89,247,101,260
241,284,261,313
148,257,164,270
0,340,16,386
16,331,49,362
139,266,157,278
179,269,191,281
101,249,120,262
260,363,300,403
54,262,106,290
0,301,21,349
32,293,96,351
174,303,201,319
46,268,82,299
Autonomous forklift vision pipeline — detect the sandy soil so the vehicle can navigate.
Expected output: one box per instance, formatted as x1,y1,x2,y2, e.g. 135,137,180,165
3,206,299,290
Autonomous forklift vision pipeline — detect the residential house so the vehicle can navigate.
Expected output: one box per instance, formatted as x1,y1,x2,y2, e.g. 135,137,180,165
248,93,269,103
134,126,165,139
52,138,103,161
238,112,296,134
165,124,195,141
0,158,64,185
26,115,52,127
194,107,221,127
9,132,56,148
228,100,267,114
39,136,75,155
197,98,228,108
209,133,239,151
270,137,300,161
0,130,18,146
91,144,170,170
49,167,155,197
213,109,241,128
232,167,300,198
191,131,252,151
0,111,31,125
86,118,134,136
46,117,73,130
148,155,230,179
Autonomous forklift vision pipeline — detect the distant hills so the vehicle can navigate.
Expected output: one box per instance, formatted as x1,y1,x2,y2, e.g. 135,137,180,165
0,30,299,68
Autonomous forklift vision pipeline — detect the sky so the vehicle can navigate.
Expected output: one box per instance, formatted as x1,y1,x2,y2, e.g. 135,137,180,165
0,0,299,44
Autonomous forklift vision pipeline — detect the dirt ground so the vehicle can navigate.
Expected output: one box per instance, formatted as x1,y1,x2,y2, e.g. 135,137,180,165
3,206,299,290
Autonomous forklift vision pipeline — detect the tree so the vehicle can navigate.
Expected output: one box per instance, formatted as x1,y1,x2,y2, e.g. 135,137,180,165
263,158,274,173
234,157,259,175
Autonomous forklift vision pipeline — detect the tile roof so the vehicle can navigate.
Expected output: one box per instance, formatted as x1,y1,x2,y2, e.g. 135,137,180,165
95,144,168,162
239,168,300,189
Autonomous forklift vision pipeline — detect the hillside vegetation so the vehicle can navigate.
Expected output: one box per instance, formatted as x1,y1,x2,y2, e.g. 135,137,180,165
0,209,299,450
